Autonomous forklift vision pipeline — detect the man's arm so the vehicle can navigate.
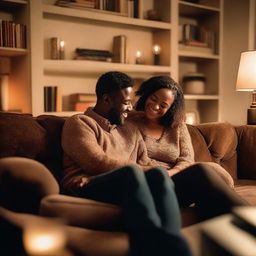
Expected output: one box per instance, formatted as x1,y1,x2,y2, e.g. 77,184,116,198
62,115,131,175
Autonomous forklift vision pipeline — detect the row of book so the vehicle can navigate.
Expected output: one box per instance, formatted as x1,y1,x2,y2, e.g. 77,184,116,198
44,87,97,112
179,23,216,54
74,34,127,63
55,0,140,18
0,20,26,49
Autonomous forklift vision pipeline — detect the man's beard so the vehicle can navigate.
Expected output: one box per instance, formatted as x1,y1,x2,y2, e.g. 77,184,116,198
108,108,124,125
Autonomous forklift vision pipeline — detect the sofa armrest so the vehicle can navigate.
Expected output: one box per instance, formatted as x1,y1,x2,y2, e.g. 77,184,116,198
40,194,122,230
235,125,256,179
0,206,129,256
0,157,59,214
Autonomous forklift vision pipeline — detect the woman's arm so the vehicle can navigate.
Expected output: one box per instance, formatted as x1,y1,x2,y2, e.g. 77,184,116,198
168,123,195,176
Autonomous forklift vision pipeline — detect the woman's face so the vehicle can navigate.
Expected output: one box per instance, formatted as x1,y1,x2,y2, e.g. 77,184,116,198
144,88,175,121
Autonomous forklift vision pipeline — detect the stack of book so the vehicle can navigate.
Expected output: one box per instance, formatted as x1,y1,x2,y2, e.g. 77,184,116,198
70,93,96,111
179,23,216,54
44,86,62,112
0,20,26,48
74,48,112,62
55,0,140,18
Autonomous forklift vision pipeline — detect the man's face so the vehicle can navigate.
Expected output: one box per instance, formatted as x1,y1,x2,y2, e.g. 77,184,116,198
108,87,133,125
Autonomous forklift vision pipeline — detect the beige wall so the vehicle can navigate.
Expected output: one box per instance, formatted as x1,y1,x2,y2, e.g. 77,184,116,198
221,0,251,125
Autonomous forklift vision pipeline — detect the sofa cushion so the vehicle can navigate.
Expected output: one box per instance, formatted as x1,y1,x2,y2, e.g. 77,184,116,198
36,115,66,181
40,194,122,230
234,185,256,205
188,122,238,179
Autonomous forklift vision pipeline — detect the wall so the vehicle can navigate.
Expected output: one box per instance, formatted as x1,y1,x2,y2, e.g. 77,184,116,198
221,0,251,125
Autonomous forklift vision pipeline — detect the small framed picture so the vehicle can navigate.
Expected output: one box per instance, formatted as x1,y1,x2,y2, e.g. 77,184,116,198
185,110,200,125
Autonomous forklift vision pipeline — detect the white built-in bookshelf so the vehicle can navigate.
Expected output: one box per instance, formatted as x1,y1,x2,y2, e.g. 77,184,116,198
0,0,30,113
1,0,225,123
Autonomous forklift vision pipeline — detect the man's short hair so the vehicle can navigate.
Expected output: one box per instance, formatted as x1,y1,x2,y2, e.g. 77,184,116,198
96,71,134,99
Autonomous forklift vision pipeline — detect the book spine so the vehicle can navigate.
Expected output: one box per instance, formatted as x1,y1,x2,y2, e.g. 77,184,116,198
50,37,60,59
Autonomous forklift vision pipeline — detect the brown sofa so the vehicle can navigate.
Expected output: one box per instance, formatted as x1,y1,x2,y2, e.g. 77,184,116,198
1,112,256,254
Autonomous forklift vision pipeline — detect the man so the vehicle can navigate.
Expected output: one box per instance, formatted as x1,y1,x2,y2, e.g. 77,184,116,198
61,71,154,194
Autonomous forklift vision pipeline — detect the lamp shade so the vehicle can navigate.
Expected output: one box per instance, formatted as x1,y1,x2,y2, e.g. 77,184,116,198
236,51,256,91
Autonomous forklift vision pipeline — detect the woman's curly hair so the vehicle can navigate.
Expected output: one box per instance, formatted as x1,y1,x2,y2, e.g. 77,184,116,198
135,76,185,128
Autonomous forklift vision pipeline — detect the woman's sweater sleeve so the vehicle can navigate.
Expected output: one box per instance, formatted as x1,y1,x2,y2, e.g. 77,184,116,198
168,123,195,175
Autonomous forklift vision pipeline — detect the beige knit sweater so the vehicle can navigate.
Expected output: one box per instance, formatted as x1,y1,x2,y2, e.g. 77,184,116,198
126,112,195,176
61,108,153,192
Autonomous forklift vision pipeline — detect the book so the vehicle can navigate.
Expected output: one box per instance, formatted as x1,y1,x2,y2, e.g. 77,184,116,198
73,101,95,111
70,93,97,103
74,55,112,62
179,43,214,54
44,86,62,112
128,0,134,17
184,40,208,47
75,48,112,57
112,35,127,63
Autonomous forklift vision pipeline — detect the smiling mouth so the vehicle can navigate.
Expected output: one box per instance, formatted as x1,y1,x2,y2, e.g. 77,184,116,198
122,112,128,118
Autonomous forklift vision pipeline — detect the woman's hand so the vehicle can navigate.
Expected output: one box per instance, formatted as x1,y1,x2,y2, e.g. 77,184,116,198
79,176,94,187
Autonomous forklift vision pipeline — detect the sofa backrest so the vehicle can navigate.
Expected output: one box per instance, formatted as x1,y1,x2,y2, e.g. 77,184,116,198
187,122,238,179
0,112,239,181
235,125,256,179
0,112,65,182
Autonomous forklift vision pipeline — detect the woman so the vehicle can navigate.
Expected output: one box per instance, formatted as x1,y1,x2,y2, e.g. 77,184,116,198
127,76,247,220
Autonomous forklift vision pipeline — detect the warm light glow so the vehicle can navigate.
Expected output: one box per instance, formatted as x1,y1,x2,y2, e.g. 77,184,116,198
29,235,56,252
60,41,65,48
153,44,161,54
135,50,142,58
236,51,256,91
185,111,199,125
23,221,66,256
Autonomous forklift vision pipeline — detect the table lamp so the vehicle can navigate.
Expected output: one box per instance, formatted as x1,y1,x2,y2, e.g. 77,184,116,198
236,51,256,124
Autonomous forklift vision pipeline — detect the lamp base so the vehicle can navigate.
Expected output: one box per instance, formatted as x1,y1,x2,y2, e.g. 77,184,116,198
247,108,256,125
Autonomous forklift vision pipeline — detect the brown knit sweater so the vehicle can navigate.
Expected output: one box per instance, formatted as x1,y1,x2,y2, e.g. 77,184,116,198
61,108,153,192
126,112,195,176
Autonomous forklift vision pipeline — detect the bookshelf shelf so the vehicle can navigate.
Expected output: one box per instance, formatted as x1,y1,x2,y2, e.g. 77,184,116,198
43,60,171,74
0,47,28,57
44,111,81,117
43,5,172,31
179,1,220,16
0,0,27,6
184,94,219,100
178,51,219,59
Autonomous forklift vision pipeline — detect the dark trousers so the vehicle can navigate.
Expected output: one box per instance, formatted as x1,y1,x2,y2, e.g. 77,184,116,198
172,163,247,220
79,165,192,256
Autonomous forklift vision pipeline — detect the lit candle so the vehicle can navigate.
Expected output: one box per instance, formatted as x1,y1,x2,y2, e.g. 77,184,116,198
153,44,161,65
59,41,65,60
135,50,143,64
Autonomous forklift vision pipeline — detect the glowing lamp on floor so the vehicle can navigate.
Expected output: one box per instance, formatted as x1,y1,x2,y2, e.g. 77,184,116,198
236,51,256,124
23,220,67,256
